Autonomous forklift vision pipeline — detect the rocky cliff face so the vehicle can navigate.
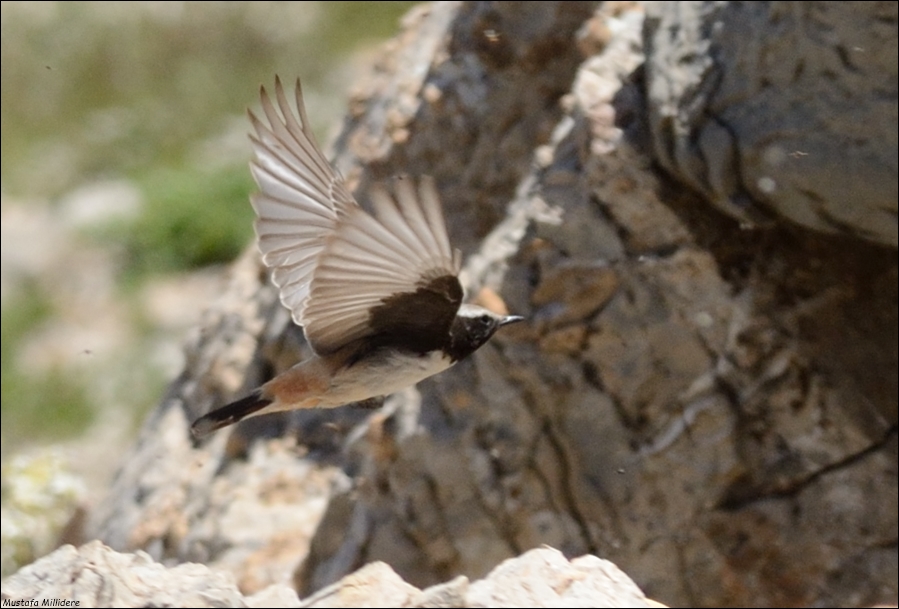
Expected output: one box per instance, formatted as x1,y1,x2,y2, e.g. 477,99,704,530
7,2,894,608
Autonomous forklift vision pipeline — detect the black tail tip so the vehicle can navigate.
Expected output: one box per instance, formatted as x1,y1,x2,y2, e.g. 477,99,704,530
190,390,273,439
189,414,222,439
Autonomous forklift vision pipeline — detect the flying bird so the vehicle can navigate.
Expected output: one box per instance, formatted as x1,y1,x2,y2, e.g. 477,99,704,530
190,77,522,438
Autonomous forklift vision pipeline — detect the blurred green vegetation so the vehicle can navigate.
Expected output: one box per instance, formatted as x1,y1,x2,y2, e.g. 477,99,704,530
2,1,416,278
1,1,416,198
0,1,416,454
0,282,94,447
121,166,256,278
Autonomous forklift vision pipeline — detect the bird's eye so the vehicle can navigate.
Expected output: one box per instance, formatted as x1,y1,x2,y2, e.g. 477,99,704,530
479,314,491,325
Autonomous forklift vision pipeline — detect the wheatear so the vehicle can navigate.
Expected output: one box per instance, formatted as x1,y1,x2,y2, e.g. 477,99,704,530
191,78,522,438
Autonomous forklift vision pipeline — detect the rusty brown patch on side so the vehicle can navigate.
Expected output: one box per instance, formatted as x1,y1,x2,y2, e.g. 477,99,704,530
263,359,330,406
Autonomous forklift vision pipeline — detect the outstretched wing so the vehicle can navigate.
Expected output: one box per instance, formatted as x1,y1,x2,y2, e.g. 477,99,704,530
248,76,357,327
249,78,462,356
303,175,463,355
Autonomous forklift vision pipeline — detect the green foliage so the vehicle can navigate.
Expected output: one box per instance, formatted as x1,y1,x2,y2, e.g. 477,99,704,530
0,286,94,452
0,369,93,451
120,166,255,278
1,2,417,198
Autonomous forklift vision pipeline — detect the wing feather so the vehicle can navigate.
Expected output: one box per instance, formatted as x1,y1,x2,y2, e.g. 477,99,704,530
303,180,461,354
249,78,462,355
249,77,356,326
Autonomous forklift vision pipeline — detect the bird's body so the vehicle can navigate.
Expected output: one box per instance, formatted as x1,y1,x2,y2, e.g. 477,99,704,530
270,345,452,410
190,78,521,438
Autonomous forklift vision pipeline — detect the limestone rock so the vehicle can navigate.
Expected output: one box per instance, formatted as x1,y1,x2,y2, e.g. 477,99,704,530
0,540,249,608
1,543,652,608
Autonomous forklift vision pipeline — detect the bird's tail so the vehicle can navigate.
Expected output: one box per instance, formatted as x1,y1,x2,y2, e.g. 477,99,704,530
190,390,273,438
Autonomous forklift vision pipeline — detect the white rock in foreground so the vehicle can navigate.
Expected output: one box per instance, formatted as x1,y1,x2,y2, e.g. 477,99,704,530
1,542,656,608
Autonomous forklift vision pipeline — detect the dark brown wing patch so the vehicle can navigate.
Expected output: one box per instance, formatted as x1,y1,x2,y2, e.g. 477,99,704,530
364,274,463,355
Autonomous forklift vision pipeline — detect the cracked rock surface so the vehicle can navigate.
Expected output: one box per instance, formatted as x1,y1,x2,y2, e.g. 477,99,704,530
644,2,898,247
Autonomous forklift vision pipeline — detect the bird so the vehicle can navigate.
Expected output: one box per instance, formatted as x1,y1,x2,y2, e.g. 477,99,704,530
190,77,523,438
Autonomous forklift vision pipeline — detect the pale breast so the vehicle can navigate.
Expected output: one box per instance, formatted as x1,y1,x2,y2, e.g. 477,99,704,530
323,349,454,406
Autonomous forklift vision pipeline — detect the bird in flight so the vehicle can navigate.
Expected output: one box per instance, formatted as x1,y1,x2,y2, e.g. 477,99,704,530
191,77,522,438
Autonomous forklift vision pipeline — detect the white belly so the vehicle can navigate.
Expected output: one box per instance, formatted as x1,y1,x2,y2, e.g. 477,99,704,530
323,350,454,406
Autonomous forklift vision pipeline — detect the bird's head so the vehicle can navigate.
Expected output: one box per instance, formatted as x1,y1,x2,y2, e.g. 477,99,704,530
449,304,524,360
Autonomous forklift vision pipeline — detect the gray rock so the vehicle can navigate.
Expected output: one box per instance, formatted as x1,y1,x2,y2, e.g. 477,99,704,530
645,1,898,247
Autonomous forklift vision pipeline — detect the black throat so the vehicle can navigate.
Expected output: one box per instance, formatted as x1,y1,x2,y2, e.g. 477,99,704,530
444,314,495,363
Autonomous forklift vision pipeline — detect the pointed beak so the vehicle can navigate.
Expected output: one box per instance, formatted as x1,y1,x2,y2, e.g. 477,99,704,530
499,314,525,327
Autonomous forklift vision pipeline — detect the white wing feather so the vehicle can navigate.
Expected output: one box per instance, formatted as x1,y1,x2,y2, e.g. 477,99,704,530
249,79,460,355
249,77,356,326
